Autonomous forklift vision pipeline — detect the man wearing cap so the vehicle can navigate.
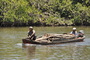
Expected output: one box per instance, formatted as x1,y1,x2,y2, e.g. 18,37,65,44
70,27,78,36
28,26,36,40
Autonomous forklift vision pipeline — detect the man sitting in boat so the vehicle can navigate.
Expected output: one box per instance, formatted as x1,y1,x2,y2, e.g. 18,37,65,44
27,26,36,40
78,30,84,37
70,27,78,36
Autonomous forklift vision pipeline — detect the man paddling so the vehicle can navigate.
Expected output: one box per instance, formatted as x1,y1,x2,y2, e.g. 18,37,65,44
28,26,36,40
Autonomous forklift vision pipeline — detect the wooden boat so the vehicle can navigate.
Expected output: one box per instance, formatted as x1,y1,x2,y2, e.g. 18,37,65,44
22,33,85,45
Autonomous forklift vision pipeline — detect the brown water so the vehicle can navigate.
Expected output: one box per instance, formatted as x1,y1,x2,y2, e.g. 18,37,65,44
0,26,90,60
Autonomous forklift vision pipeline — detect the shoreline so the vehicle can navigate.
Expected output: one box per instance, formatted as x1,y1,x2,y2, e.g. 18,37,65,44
0,25,90,27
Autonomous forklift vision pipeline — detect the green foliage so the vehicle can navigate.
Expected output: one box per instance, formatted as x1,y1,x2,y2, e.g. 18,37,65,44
0,0,90,26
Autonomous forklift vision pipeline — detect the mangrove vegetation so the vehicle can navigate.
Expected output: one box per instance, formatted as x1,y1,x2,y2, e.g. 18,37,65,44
0,0,90,27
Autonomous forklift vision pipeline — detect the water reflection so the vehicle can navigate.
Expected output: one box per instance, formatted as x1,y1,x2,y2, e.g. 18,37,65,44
21,44,90,60
22,45,36,60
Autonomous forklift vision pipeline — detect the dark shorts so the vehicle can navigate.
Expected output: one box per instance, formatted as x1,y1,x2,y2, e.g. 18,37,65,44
33,36,36,40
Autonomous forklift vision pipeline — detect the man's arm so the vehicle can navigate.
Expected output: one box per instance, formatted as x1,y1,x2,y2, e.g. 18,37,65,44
28,31,29,37
30,30,35,37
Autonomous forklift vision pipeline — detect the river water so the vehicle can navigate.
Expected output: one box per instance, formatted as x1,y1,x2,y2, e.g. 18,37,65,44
0,26,90,60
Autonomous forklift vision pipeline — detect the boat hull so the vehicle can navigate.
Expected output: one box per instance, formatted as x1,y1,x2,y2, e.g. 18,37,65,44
22,37,84,45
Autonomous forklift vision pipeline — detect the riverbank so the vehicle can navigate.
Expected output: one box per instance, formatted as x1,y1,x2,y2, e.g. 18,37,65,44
0,22,90,27
0,0,90,27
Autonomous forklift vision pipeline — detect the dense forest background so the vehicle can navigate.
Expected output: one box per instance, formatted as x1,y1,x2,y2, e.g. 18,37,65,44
0,0,90,27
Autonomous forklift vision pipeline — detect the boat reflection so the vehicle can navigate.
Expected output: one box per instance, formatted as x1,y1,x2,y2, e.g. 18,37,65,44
22,44,36,59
